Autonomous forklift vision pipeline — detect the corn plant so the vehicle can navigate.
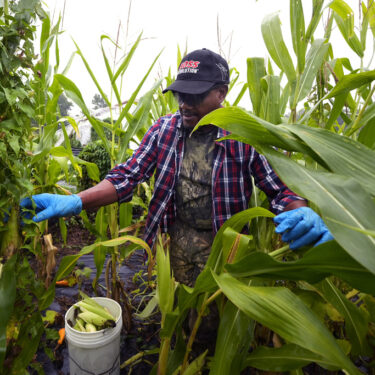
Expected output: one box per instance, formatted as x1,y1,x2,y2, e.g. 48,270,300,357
136,1,375,374
51,28,165,330
192,0,375,373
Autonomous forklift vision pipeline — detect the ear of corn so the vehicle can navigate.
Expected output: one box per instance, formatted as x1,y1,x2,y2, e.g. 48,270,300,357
85,323,97,332
69,296,116,332
76,300,115,321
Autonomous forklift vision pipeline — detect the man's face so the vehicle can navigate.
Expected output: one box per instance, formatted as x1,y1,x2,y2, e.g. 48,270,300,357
175,86,228,129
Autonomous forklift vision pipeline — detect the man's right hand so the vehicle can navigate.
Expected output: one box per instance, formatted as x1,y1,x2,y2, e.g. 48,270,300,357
20,194,82,223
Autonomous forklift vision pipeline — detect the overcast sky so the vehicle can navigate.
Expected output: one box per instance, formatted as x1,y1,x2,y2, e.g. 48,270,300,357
44,0,365,108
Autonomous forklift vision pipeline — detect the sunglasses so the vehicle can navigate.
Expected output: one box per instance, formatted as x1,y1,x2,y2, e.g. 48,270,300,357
173,85,223,107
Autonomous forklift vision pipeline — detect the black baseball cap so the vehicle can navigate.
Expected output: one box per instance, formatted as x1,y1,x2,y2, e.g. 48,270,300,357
162,48,230,94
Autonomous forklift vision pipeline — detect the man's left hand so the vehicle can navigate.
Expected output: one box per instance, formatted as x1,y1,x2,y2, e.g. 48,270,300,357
273,207,334,250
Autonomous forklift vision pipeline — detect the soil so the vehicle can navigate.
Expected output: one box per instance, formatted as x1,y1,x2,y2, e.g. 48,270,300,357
36,219,160,375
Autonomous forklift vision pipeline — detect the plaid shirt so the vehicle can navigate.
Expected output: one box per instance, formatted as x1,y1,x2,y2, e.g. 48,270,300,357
106,112,304,248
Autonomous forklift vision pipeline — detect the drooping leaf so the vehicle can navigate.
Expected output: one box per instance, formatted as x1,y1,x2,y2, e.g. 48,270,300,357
258,147,375,275
213,273,360,374
325,70,375,99
280,123,375,196
225,241,375,296
244,344,340,372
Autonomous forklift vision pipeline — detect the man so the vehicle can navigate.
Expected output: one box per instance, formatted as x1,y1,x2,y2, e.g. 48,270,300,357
22,48,333,286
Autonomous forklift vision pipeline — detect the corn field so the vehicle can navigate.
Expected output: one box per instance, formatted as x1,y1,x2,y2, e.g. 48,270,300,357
1,0,375,374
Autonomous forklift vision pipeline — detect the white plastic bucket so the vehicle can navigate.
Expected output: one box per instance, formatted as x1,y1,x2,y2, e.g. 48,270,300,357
65,297,123,375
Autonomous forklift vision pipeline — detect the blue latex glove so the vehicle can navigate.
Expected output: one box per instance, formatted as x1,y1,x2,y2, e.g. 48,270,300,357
20,194,82,223
273,207,334,250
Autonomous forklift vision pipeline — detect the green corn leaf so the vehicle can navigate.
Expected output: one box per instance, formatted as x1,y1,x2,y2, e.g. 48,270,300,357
119,202,133,230
196,107,290,149
232,82,248,107
58,116,80,137
73,39,110,107
54,74,90,115
38,15,51,77
258,147,375,275
135,294,158,320
244,344,340,372
117,80,162,164
290,0,306,74
325,93,347,129
280,82,290,116
361,2,370,50
112,32,143,83
113,50,162,132
206,207,275,273
331,9,364,57
261,12,296,84
367,0,375,39
358,117,375,149
210,298,255,375
305,0,324,42
222,227,252,265
262,75,281,124
329,0,355,35
179,350,208,375
315,279,372,356
47,158,61,185
213,273,361,374
93,207,108,289
280,123,375,196
73,157,100,182
293,39,329,105
156,242,174,315
176,268,217,314
247,57,266,116
225,241,375,296
100,35,121,105
49,146,70,157
196,107,326,164
0,255,17,368
54,235,151,283
61,51,76,76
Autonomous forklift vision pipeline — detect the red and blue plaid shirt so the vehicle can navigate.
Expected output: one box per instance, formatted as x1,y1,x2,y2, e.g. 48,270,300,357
106,112,305,248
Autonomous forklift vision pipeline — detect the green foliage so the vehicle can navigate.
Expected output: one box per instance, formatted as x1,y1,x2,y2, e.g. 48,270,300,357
0,0,44,217
144,1,375,374
77,141,111,191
